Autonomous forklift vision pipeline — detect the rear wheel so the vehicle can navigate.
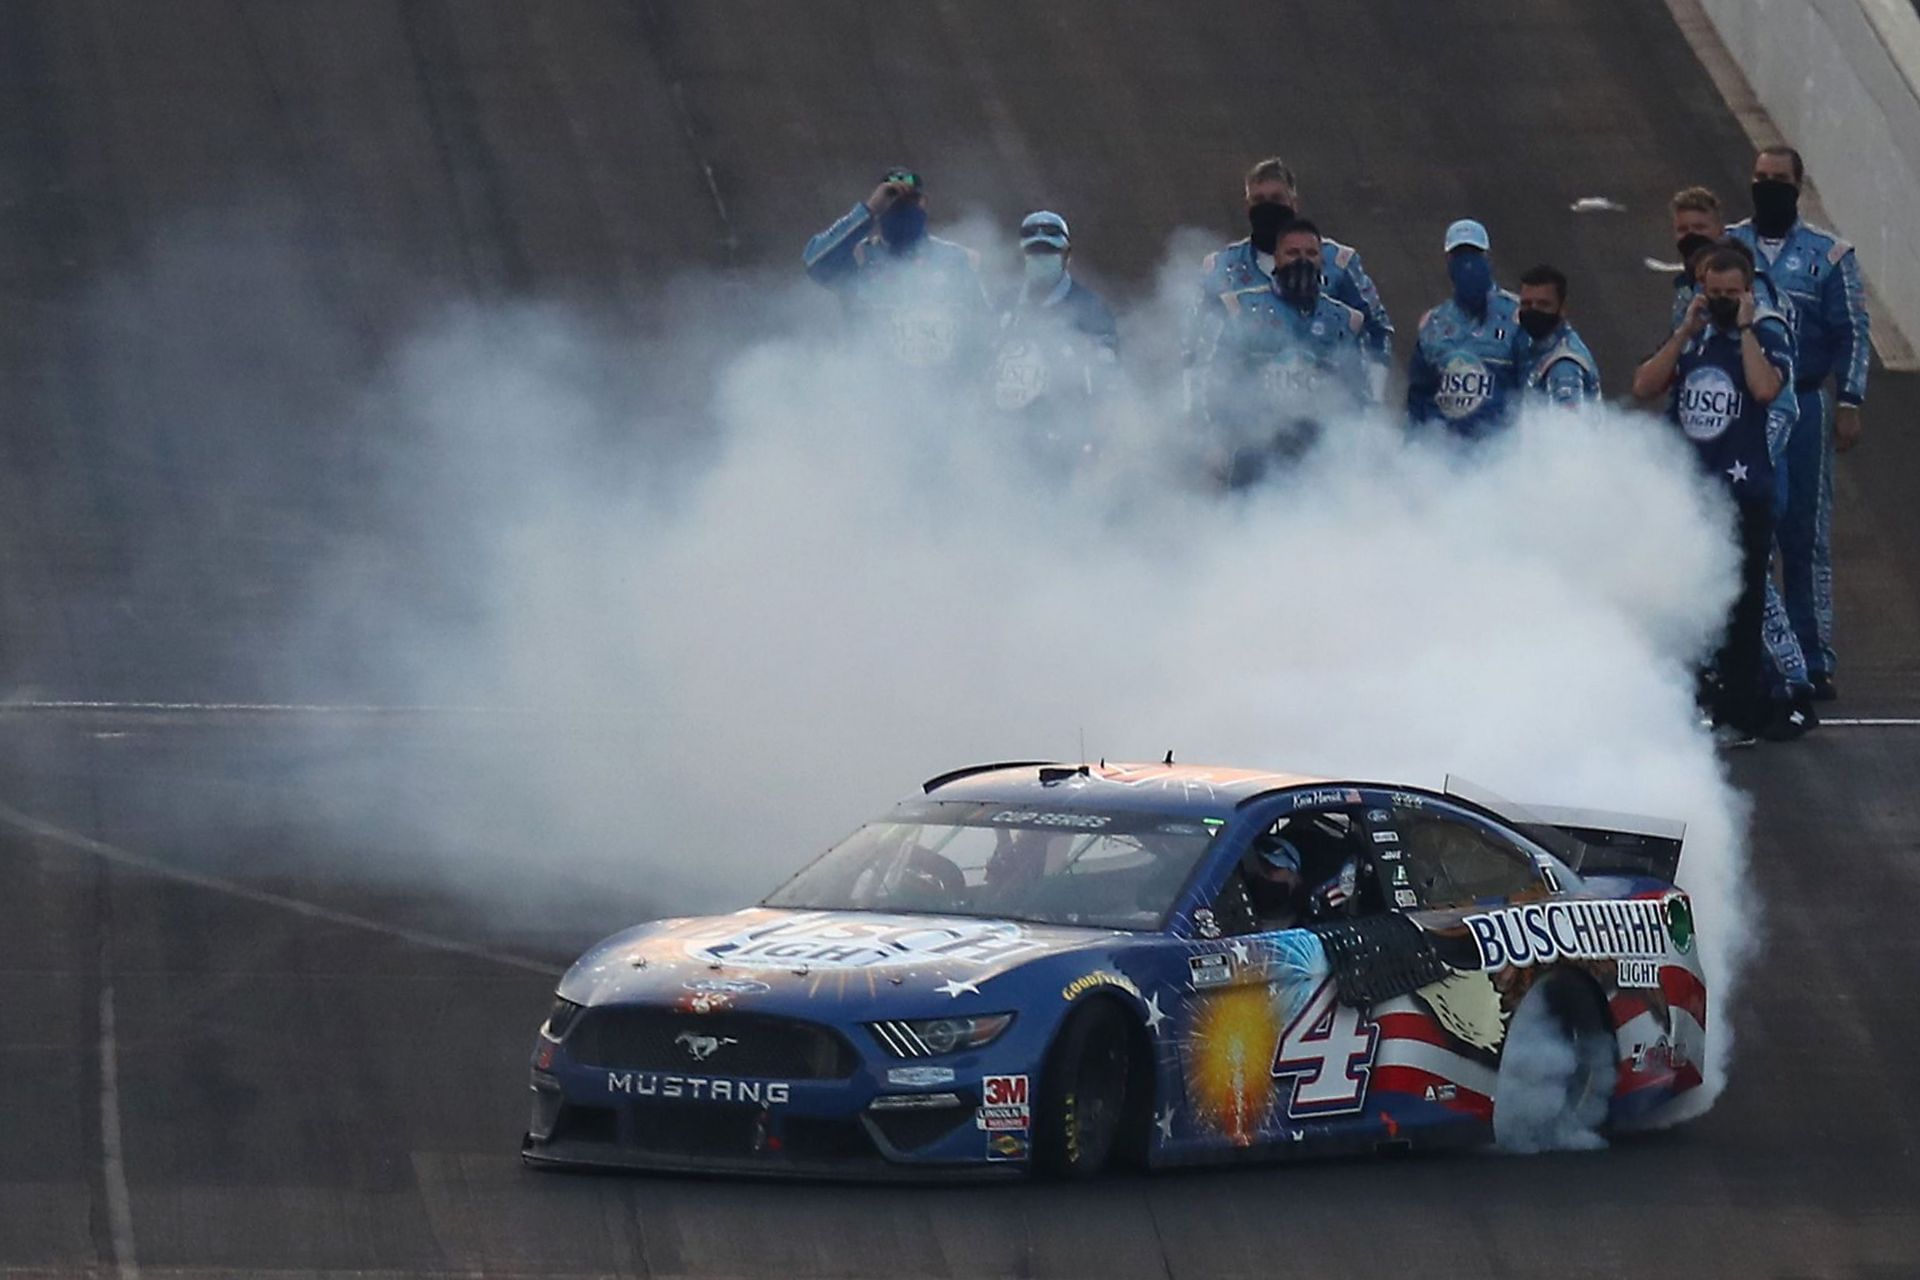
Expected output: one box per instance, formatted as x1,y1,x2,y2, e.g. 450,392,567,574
1036,1002,1136,1177
1492,974,1615,1153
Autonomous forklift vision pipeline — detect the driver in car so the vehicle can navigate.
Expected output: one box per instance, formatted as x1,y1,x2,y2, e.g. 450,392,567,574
1243,829,1307,930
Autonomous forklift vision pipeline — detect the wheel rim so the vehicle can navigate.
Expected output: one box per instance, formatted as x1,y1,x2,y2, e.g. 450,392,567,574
1070,1021,1129,1168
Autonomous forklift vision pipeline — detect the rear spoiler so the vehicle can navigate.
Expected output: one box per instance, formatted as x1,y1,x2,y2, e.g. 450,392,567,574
1443,777,1686,883
1514,803,1687,883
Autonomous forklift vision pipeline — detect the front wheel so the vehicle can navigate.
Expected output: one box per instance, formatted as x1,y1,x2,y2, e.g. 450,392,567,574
1036,1002,1136,1177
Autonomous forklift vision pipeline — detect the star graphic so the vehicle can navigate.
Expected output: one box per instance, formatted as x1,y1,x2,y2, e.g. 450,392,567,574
1727,460,1750,483
935,977,981,998
1143,990,1167,1034
1155,1105,1176,1142
1228,940,1250,965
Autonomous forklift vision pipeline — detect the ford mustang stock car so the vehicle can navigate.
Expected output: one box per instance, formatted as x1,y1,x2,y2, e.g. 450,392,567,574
523,761,1706,1178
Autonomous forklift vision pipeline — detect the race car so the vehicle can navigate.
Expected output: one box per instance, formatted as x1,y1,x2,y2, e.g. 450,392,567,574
522,761,1706,1178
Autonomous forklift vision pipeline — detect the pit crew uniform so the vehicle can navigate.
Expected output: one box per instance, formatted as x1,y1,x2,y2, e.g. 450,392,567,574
1186,236,1393,395
988,271,1119,463
1725,216,1870,686
803,203,990,370
1674,269,1811,704
1406,289,1532,437
1524,322,1602,406
1669,301,1795,734
1198,280,1370,483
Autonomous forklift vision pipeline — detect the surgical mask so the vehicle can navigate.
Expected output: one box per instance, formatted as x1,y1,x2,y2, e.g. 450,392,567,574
1518,308,1560,341
878,201,928,249
1706,295,1741,329
1022,252,1066,287
1750,180,1799,238
1448,252,1493,310
1276,258,1320,305
1248,201,1293,255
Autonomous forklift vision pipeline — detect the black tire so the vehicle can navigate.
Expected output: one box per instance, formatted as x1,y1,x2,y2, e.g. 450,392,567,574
1036,1001,1137,1178
1492,973,1616,1153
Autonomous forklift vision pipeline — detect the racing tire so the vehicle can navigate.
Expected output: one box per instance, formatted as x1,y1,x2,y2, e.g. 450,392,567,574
1492,973,1615,1154
1036,1001,1138,1178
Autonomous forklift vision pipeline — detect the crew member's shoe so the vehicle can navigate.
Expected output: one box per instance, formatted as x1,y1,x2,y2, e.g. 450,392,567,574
1810,673,1838,702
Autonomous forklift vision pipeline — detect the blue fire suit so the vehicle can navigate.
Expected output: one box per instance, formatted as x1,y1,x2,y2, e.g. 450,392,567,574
803,202,990,370
1670,306,1795,732
1523,322,1602,406
1186,237,1393,375
988,273,1119,462
1200,283,1370,478
1726,217,1870,680
1406,291,1532,437
1672,270,1808,697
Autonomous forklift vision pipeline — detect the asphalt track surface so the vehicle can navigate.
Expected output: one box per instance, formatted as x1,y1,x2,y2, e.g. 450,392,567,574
2,2,1918,1277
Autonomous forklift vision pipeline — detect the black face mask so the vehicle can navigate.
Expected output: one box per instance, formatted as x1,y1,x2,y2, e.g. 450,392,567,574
1276,258,1320,305
1518,308,1560,341
1248,201,1294,255
1707,295,1741,329
1675,232,1715,266
1750,180,1799,237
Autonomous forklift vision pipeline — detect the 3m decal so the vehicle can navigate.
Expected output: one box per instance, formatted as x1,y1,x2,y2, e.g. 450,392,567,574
1062,971,1142,1001
607,1072,791,1105
1271,978,1379,1118
1616,958,1661,989
1187,953,1233,989
977,1074,1031,1131
1463,899,1667,969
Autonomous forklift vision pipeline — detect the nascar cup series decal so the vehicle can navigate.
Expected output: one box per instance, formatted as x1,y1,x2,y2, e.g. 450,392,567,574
1677,365,1741,441
684,911,1044,970
1463,899,1671,969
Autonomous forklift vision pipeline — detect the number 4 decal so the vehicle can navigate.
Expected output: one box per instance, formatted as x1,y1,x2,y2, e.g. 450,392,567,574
1271,978,1379,1118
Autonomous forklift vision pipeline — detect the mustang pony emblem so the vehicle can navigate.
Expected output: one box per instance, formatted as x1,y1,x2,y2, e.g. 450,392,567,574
675,1031,739,1061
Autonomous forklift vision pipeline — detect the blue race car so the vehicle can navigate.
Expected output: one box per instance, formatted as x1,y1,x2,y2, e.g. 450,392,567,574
523,761,1707,1178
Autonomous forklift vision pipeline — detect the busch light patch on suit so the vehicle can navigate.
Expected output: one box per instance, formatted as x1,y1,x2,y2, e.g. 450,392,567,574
1436,355,1494,420
991,339,1049,410
1678,364,1742,440
1463,899,1668,969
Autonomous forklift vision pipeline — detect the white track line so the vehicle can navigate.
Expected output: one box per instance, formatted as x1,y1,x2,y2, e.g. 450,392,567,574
97,939,140,1280
0,700,523,715
0,798,562,978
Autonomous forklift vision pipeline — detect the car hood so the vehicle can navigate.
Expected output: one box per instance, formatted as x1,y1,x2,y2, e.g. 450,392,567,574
556,907,1125,1017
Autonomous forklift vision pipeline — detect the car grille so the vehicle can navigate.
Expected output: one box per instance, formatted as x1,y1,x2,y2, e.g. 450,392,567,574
569,1008,858,1080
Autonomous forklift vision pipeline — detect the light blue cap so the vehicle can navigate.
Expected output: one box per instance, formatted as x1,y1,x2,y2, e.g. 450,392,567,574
1443,218,1491,252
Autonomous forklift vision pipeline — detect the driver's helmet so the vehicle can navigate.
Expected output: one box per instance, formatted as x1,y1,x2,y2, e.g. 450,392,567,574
1246,825,1303,882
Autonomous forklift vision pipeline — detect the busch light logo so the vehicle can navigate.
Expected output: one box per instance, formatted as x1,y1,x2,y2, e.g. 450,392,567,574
1677,365,1741,441
887,305,960,368
1435,355,1494,420
1261,350,1325,400
991,339,1049,411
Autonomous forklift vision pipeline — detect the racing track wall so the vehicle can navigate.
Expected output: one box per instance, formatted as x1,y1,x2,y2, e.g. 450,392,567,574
1696,0,1920,363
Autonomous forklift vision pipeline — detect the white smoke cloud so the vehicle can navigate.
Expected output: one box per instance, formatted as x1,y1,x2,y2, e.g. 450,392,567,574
286,230,1756,1117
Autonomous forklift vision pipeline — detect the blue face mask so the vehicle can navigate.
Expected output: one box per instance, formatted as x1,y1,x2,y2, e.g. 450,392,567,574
1448,252,1493,310
878,201,928,250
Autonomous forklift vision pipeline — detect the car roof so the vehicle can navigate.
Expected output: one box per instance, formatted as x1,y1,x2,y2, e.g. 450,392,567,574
916,760,1335,819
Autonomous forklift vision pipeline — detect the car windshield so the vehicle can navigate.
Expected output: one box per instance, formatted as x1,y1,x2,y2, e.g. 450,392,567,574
764,800,1221,930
